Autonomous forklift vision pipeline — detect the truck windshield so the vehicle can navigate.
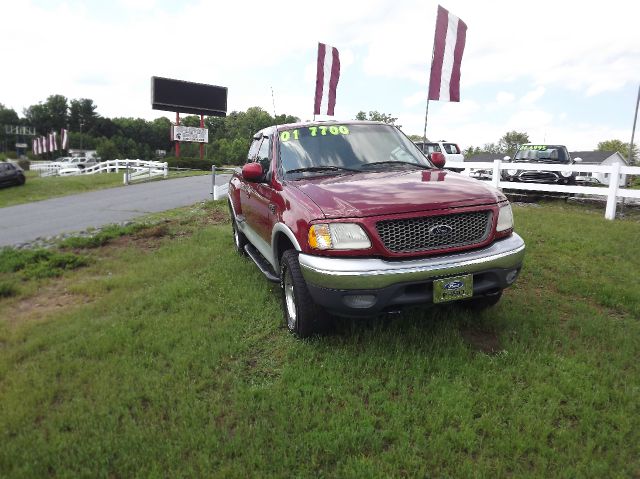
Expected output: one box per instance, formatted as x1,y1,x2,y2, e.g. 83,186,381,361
514,146,567,163
279,124,431,176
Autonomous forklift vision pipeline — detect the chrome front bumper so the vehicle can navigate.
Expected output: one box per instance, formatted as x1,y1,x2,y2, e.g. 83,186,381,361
299,233,525,290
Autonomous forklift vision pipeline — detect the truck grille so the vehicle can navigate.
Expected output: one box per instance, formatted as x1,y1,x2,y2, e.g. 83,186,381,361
376,211,492,253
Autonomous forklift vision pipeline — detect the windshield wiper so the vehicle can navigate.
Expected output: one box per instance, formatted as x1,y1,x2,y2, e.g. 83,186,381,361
360,160,430,170
286,165,360,174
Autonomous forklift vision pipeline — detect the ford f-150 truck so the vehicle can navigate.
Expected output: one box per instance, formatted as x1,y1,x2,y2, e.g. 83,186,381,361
228,121,525,337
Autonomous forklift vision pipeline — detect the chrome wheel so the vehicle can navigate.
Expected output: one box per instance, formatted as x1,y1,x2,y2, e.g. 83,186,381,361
233,223,240,248
283,267,297,331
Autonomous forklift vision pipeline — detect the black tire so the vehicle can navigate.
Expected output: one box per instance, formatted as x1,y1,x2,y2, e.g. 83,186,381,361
463,291,502,310
280,250,325,338
16,175,26,186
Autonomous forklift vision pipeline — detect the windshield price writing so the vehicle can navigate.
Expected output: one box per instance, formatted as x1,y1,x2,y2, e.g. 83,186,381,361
280,125,350,142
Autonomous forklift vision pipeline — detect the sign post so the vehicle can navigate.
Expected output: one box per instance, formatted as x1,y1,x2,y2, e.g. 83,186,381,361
151,76,227,161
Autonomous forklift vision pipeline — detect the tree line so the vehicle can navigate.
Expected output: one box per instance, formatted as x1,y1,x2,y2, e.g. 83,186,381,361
0,96,298,165
1,99,636,165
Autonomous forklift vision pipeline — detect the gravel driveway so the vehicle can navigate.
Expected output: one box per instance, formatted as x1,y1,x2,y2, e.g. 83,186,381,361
0,175,230,248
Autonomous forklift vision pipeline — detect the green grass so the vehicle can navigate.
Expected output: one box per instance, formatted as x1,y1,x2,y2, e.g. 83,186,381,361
0,170,210,208
0,202,638,477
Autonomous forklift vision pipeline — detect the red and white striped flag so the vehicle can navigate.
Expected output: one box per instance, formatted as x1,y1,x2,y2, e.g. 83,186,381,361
40,136,47,154
313,42,340,116
428,5,467,102
61,128,69,150
52,131,58,151
32,139,37,155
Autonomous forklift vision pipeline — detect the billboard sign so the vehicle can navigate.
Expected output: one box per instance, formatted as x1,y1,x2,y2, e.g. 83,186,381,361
171,125,209,143
151,76,227,117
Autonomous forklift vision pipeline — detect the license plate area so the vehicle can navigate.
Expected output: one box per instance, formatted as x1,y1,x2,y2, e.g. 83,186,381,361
433,274,473,303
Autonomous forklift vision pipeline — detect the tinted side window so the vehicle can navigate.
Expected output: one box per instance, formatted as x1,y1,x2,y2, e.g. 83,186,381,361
443,143,459,154
247,138,261,162
257,136,270,171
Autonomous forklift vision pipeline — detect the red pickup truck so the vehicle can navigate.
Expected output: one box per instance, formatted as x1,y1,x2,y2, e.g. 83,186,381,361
228,121,525,337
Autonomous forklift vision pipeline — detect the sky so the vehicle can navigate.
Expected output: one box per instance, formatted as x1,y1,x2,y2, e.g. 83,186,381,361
2,0,639,150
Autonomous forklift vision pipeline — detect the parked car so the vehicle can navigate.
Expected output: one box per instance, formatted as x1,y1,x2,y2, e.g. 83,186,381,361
228,121,525,337
0,162,26,188
414,140,465,171
502,144,582,184
56,157,95,169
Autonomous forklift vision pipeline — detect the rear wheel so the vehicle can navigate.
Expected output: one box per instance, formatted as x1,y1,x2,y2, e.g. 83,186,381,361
280,250,325,338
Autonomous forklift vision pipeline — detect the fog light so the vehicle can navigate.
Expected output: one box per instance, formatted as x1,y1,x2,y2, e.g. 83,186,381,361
506,269,519,285
343,294,377,309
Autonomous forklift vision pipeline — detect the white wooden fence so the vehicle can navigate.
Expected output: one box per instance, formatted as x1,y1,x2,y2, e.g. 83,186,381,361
30,159,168,183
460,160,640,220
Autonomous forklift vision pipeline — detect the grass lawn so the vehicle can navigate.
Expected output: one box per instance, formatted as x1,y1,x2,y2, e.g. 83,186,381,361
0,170,210,208
0,201,638,477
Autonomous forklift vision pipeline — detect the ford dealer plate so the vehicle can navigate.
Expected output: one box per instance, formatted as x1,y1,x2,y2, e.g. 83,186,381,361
433,274,473,303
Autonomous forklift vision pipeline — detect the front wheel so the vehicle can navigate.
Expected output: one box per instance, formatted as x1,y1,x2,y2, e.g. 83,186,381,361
463,291,503,310
280,250,325,338
231,217,247,255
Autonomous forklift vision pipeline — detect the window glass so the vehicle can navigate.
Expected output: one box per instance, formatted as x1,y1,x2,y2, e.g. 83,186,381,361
247,138,261,162
425,143,441,154
257,136,271,170
279,124,431,176
443,143,460,154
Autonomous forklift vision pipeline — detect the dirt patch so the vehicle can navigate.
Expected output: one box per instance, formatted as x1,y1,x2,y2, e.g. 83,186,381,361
2,285,91,326
459,327,502,354
208,210,229,225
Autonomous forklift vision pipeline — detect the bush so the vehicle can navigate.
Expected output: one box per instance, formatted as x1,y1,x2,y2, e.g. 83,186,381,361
0,248,90,279
15,159,30,171
59,223,145,249
0,280,19,298
165,157,217,171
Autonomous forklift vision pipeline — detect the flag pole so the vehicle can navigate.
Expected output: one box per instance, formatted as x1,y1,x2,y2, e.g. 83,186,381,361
422,99,430,153
628,83,640,166
422,21,437,153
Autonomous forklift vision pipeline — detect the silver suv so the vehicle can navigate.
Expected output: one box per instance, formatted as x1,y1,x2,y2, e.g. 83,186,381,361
414,141,464,170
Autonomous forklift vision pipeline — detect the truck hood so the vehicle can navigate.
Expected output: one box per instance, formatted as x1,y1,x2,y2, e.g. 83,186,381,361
292,169,504,219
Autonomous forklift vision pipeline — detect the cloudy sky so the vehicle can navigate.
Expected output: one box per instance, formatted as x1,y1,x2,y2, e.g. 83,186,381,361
2,0,639,150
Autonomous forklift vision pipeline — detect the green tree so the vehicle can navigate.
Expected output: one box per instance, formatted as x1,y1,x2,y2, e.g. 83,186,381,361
69,98,98,132
0,104,20,152
406,134,424,142
96,138,120,162
498,130,530,156
23,94,69,133
597,139,638,164
355,110,400,127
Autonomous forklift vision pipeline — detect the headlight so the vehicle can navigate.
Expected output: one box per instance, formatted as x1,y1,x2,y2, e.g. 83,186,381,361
496,204,514,232
560,170,573,178
507,169,518,176
309,223,371,250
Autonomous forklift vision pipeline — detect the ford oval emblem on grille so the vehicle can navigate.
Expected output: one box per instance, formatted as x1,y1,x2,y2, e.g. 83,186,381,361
429,224,453,236
444,280,464,290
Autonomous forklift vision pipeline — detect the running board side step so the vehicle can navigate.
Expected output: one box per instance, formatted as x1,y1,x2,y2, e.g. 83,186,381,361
244,243,279,283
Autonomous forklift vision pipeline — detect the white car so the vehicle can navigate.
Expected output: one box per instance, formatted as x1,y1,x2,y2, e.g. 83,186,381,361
414,140,465,170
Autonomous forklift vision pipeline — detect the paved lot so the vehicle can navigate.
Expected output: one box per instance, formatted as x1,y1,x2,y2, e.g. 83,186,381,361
0,175,231,247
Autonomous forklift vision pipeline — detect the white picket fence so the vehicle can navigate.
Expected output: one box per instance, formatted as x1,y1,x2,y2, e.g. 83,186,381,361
460,160,640,220
30,159,168,183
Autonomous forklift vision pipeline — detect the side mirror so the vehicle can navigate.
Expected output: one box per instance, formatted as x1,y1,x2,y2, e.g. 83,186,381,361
503,156,511,161
574,157,582,163
430,151,446,168
242,162,264,182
